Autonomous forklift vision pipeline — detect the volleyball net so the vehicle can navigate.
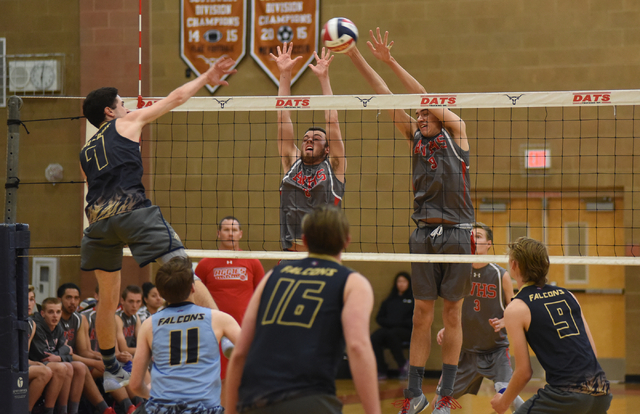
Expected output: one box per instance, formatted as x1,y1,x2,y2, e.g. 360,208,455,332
109,90,640,269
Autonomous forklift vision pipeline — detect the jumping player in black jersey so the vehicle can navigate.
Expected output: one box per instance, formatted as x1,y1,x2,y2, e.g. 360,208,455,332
491,237,611,414
80,57,236,393
226,205,381,414
271,43,346,252
346,29,473,414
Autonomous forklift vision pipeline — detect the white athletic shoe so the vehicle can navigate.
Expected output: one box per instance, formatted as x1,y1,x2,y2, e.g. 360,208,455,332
396,389,429,414
103,367,130,392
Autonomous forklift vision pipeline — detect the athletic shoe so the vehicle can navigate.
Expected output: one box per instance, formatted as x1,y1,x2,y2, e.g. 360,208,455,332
126,405,137,414
104,407,117,414
103,367,130,392
395,389,429,414
432,395,461,413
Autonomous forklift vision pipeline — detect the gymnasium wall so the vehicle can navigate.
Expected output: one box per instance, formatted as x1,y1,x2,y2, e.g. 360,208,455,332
0,0,639,379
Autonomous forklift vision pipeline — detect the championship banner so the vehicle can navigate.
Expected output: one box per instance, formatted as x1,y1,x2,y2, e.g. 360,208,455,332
251,0,319,87
180,0,246,93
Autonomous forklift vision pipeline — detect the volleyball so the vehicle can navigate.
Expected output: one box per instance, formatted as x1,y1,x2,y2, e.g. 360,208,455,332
321,17,358,54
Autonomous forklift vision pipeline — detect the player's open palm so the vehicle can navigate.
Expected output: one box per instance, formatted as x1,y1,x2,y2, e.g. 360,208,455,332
308,48,334,79
207,56,237,86
367,27,394,63
270,42,302,74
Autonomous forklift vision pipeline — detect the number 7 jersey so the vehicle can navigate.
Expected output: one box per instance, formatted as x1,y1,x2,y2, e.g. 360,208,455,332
515,284,609,395
80,120,151,225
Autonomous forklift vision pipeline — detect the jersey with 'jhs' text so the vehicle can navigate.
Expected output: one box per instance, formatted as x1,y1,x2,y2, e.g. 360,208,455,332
280,159,344,250
150,302,222,408
80,120,151,225
237,255,352,412
411,128,474,224
116,309,138,348
515,284,609,395
60,312,83,350
462,263,509,353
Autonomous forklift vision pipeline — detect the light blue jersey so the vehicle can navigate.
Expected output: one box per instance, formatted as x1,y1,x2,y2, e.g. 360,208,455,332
150,302,222,410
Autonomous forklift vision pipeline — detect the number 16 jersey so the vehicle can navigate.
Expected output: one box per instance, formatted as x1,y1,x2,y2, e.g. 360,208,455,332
238,255,352,412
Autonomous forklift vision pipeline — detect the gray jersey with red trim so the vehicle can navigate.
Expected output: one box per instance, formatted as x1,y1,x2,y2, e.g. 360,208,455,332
279,158,344,250
461,263,509,353
411,128,474,224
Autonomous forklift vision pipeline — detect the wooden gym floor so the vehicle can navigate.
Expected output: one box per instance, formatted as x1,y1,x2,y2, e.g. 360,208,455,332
337,377,638,414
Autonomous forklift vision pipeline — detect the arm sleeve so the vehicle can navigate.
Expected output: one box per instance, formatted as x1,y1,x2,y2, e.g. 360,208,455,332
28,327,47,362
195,259,211,285
252,260,266,289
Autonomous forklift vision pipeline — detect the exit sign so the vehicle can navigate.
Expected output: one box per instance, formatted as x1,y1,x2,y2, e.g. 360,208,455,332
526,149,550,169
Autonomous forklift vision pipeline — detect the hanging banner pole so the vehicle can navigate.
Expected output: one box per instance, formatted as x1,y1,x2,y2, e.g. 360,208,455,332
251,0,319,87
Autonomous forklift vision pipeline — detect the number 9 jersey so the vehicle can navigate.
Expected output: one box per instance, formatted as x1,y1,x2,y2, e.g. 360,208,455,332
80,120,151,225
515,284,609,395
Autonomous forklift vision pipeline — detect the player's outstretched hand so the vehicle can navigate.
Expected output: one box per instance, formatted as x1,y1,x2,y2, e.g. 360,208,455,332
206,56,237,86
436,327,445,345
366,27,394,63
270,42,302,74
308,48,334,79
489,317,505,332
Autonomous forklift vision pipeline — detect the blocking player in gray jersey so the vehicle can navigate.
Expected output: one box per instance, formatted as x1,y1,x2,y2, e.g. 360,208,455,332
346,28,473,414
434,223,524,413
271,43,346,252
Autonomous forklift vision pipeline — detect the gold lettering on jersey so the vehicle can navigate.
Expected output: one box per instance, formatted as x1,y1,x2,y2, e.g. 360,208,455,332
529,289,564,302
158,313,205,325
280,265,338,276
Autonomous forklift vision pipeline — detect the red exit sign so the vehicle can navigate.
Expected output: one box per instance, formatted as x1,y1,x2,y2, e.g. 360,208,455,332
526,149,550,169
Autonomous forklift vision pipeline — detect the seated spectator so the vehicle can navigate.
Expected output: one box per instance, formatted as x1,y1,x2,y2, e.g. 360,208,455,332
137,282,164,323
116,285,142,361
371,271,414,380
29,297,85,414
27,285,54,414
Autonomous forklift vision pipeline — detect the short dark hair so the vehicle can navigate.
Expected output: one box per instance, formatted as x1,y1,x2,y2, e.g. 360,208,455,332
302,205,349,256
218,216,241,230
57,283,81,299
305,126,326,135
474,222,493,242
121,285,142,300
41,297,61,311
83,87,119,128
155,257,194,305
508,237,550,287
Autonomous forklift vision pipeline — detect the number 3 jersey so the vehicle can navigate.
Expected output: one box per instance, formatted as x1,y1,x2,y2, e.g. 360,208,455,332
515,284,609,395
237,255,352,412
411,128,474,224
461,263,509,353
80,120,151,225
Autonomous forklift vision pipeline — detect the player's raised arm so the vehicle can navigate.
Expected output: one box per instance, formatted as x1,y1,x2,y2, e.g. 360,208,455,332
342,272,381,414
309,48,346,181
345,43,415,144
114,57,236,142
270,43,302,171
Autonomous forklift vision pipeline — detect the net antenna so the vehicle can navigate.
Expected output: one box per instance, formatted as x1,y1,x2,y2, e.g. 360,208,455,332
136,0,144,109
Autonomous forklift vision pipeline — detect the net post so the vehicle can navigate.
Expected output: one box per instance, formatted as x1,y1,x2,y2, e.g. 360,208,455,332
5,96,23,224
0,223,30,413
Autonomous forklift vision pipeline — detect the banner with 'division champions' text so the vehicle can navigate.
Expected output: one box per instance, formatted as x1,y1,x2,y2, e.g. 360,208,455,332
181,0,246,93
251,0,319,87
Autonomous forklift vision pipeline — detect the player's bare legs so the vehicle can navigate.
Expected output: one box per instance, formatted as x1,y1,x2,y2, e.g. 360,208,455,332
43,362,67,411
28,365,52,411
441,299,463,365
56,362,74,411
409,299,434,367
95,269,130,391
69,361,86,412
